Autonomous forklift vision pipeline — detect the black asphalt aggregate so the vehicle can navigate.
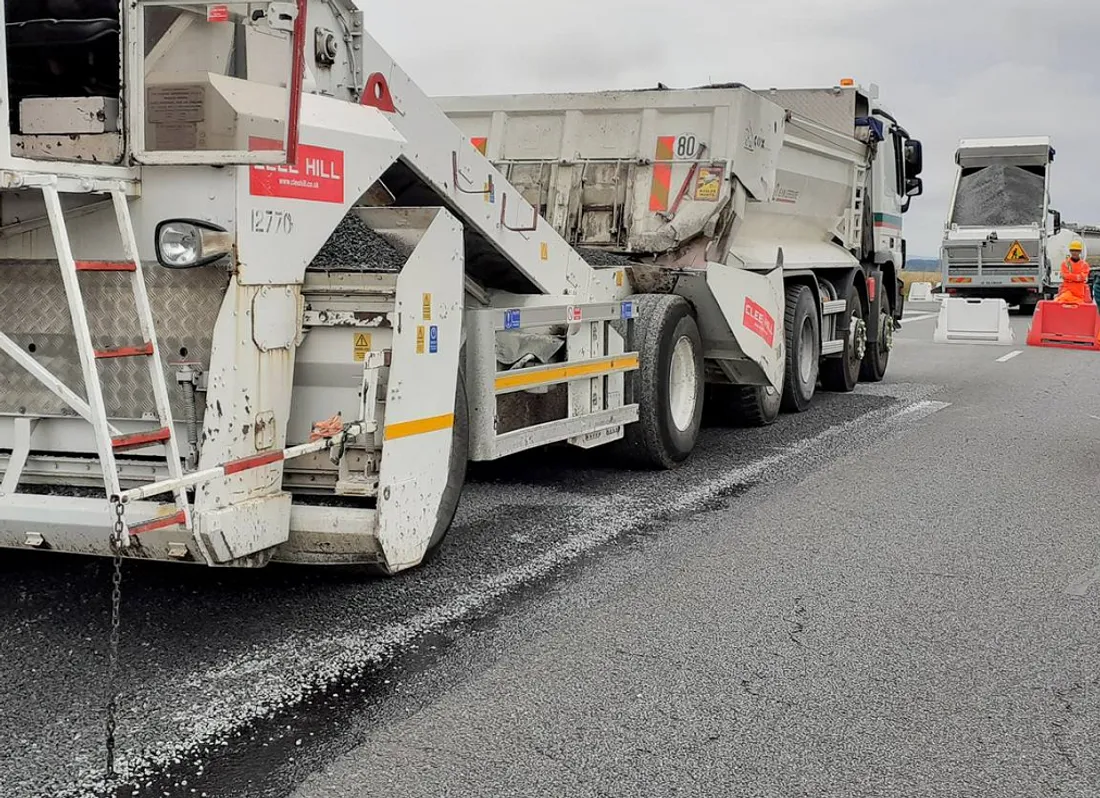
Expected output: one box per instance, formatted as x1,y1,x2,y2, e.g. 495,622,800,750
2,304,1097,797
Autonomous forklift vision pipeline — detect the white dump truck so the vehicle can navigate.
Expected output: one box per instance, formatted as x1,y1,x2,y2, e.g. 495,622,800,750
0,1,924,574
941,136,1062,311
437,82,925,423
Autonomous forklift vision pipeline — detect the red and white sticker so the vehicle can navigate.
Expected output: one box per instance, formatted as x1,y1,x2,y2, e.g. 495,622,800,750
567,306,582,322
742,297,775,346
207,4,229,22
248,137,344,204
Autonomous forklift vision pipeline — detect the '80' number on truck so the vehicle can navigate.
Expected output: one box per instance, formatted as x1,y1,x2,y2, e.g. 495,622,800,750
676,135,697,158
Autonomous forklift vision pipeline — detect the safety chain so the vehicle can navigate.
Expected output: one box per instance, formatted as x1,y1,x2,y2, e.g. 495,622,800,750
105,498,126,778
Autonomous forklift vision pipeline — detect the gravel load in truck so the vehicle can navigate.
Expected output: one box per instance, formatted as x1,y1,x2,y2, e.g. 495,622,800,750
951,164,1045,228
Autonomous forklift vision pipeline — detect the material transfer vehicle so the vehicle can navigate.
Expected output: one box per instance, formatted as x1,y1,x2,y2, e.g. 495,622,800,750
0,1,924,574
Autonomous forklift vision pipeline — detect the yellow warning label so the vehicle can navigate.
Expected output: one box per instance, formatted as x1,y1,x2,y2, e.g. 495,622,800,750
615,270,624,287
422,292,432,321
416,325,425,354
352,333,371,362
540,242,548,260
1004,240,1030,263
694,166,723,201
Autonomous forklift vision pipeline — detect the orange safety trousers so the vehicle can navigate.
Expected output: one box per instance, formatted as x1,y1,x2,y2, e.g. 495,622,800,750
1055,258,1091,304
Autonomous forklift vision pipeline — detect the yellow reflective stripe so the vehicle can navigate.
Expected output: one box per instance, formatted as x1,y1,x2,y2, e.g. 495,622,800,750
384,413,454,441
495,353,640,392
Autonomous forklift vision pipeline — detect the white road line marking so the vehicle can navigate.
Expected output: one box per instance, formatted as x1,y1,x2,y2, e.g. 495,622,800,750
887,399,951,422
1065,564,1100,597
70,395,941,792
901,312,939,323
996,350,1022,362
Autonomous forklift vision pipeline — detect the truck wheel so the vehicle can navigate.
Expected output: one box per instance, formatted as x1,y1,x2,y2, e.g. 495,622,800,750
424,357,469,557
619,294,704,469
735,384,781,426
821,283,865,393
780,284,819,413
860,288,892,382
704,383,780,427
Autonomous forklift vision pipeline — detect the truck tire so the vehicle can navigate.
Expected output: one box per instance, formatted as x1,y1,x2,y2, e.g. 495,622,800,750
736,384,781,426
424,358,469,558
619,294,704,468
821,283,865,393
780,284,820,413
860,287,892,382
704,383,780,427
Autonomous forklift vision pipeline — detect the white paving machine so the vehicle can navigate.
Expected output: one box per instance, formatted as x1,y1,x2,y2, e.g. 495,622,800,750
0,1,925,574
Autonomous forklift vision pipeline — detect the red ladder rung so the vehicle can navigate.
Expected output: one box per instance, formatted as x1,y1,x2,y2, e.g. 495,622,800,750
95,342,154,359
112,427,172,452
75,260,137,272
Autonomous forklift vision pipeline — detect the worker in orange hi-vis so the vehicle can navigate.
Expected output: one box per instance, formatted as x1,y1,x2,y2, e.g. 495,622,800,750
1054,240,1091,304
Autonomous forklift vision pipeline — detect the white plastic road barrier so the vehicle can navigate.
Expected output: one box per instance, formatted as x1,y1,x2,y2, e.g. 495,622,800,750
908,281,933,301
933,297,1015,344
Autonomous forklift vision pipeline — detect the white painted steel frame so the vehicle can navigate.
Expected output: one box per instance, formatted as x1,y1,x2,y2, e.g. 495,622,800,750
373,207,465,571
464,299,640,461
125,0,304,167
0,6,138,183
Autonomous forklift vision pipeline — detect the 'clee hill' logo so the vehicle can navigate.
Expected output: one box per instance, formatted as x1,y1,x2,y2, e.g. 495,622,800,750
742,297,775,347
247,136,345,204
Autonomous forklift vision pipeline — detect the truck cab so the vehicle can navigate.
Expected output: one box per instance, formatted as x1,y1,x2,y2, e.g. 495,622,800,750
940,136,1057,311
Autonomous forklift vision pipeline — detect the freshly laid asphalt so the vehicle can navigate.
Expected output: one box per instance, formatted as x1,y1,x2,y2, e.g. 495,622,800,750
2,302,1097,797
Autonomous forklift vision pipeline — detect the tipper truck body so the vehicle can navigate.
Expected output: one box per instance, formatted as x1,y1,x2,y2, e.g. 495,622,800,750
437,81,925,417
941,136,1060,309
0,1,923,572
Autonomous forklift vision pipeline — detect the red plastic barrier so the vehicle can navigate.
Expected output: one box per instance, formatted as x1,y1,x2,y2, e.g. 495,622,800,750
1026,300,1100,350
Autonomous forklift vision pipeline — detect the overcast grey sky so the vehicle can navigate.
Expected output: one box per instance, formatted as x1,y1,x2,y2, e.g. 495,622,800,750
371,0,1098,257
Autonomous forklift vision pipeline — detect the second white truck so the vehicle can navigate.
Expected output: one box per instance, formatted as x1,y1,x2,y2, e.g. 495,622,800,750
437,80,925,423
941,136,1060,311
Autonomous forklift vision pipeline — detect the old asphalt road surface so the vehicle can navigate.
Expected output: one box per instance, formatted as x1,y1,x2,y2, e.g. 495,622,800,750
2,301,1098,797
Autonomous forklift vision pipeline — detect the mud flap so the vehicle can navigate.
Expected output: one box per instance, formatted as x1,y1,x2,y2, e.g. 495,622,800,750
865,267,884,343
375,208,465,571
702,257,785,390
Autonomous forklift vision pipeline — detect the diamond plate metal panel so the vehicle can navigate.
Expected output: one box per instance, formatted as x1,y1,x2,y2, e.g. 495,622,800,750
0,261,228,420
759,88,858,135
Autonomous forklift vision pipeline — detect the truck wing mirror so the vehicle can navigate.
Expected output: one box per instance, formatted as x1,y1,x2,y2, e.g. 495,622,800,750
1050,209,1062,233
904,139,924,176
905,176,923,197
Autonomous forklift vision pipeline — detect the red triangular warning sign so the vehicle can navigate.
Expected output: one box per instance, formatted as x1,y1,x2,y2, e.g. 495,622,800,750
1004,241,1029,263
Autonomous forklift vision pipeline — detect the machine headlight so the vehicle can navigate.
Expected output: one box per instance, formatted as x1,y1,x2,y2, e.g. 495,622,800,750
154,219,233,269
